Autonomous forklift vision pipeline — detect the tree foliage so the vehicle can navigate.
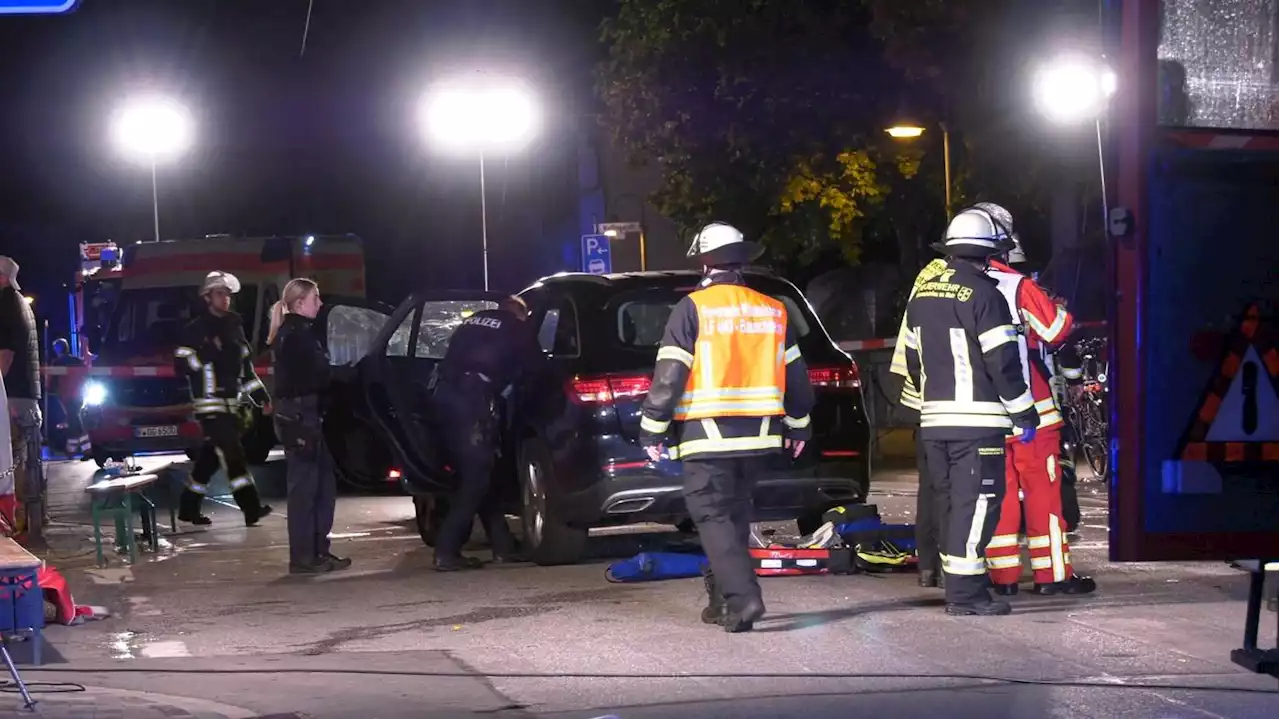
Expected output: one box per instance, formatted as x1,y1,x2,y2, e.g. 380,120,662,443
598,0,1102,273
597,0,921,269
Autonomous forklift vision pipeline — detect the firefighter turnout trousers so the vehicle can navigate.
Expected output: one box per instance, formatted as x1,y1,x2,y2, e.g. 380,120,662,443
432,376,517,560
682,456,766,615
986,426,1074,585
914,432,943,573
922,436,1007,605
180,414,265,520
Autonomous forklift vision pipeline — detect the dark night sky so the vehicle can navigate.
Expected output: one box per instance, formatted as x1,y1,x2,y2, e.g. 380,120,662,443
0,0,610,322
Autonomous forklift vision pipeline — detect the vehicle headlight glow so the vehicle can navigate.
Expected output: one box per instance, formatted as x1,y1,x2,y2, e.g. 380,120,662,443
82,381,108,407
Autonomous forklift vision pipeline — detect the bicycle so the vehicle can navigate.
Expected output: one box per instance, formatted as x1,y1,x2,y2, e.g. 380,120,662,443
1063,336,1110,480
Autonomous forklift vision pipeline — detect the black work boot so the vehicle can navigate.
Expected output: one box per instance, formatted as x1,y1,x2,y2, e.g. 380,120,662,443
433,555,484,572
719,596,766,633
1033,575,1097,595
289,558,334,575
945,599,1013,616
322,553,353,571
245,504,273,527
701,568,727,624
992,582,1019,596
177,490,211,525
234,486,272,526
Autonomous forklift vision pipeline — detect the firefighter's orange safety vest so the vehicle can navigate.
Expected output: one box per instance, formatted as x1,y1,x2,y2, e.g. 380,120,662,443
674,284,788,421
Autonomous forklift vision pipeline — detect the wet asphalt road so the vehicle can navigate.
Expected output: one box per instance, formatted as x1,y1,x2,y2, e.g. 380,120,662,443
17,453,1278,718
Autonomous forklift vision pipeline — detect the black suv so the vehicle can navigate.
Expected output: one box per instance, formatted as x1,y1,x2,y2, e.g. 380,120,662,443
319,270,871,565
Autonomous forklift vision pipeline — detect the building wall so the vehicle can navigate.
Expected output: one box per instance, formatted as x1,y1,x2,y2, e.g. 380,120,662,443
594,139,687,272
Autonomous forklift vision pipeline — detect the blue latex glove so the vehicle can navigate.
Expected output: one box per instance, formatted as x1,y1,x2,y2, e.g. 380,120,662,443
1019,425,1037,444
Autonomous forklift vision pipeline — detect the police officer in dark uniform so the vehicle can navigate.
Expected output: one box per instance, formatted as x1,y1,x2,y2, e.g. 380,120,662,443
431,296,541,571
174,271,273,527
268,278,351,574
901,207,1040,616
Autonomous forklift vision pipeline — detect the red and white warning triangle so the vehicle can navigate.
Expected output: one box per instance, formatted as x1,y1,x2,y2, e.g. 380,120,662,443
1178,304,1278,463
1203,344,1278,443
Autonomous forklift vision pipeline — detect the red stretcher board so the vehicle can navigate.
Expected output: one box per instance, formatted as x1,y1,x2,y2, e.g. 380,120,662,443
1108,0,1278,561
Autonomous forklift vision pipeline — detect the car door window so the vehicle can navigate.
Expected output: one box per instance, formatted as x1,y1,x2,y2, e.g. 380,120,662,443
388,314,413,357
537,297,580,356
414,299,500,359
327,305,392,366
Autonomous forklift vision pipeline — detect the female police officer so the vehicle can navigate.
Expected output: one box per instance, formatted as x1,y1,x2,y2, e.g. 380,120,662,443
268,278,351,575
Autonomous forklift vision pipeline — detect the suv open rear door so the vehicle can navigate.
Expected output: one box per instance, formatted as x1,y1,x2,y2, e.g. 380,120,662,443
316,296,396,488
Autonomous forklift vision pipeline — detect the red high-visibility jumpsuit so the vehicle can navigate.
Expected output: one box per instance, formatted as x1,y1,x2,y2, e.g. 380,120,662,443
984,260,1076,586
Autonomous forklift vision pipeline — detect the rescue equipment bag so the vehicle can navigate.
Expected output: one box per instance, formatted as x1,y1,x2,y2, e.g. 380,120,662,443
605,552,708,583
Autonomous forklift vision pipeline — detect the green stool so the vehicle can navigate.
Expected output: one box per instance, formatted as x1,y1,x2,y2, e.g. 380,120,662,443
84,473,160,567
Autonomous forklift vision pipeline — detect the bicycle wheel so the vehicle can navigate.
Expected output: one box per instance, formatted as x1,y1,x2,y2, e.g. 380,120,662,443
1083,439,1108,480
1082,397,1109,479
1064,403,1084,452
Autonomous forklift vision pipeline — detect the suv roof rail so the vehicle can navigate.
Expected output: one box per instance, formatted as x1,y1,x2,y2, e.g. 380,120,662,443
527,266,785,289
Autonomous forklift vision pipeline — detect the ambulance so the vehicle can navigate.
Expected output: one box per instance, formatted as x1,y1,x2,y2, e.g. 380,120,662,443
70,235,366,467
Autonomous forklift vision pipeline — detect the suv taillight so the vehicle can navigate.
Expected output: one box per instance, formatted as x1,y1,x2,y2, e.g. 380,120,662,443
568,374,652,404
808,363,860,389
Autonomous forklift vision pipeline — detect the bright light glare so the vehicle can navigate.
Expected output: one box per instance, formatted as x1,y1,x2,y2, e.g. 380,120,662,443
305,235,315,247
885,125,926,139
603,229,619,238
82,380,108,407
1033,55,1117,123
420,81,538,152
112,97,193,160
22,295,33,305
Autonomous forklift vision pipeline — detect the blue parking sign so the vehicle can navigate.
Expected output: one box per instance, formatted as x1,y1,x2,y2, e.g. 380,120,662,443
581,234,611,275
0,0,79,13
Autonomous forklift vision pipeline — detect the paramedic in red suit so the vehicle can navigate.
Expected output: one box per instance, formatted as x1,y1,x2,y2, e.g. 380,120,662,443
983,227,1096,596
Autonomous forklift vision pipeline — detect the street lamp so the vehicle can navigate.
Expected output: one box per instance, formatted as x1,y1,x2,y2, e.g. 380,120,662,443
1032,53,1118,239
1032,54,1117,125
885,121,952,216
110,97,193,243
419,77,539,291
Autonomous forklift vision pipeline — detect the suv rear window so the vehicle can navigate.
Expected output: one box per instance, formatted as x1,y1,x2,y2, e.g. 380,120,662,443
612,286,827,357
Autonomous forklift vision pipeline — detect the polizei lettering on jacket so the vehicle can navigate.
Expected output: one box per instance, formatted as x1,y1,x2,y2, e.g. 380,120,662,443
464,316,504,330
699,303,784,336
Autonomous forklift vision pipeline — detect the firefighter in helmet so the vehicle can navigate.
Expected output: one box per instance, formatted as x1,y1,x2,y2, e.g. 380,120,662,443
639,223,815,632
174,271,273,526
902,204,1040,616
983,215,1096,596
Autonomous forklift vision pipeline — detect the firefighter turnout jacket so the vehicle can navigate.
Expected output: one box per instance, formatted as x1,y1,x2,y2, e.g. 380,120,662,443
901,259,1040,438
174,311,270,416
639,271,815,460
890,258,949,407
985,259,1073,433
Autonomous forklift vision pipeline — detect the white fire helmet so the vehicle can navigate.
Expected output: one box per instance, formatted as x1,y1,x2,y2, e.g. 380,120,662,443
934,202,1016,258
201,271,242,296
1006,232,1027,264
685,222,765,266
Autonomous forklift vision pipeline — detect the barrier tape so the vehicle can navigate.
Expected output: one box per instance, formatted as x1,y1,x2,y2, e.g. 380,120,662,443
836,320,1108,353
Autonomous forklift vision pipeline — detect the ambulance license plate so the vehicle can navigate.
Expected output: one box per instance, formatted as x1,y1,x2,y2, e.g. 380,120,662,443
134,425,179,438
